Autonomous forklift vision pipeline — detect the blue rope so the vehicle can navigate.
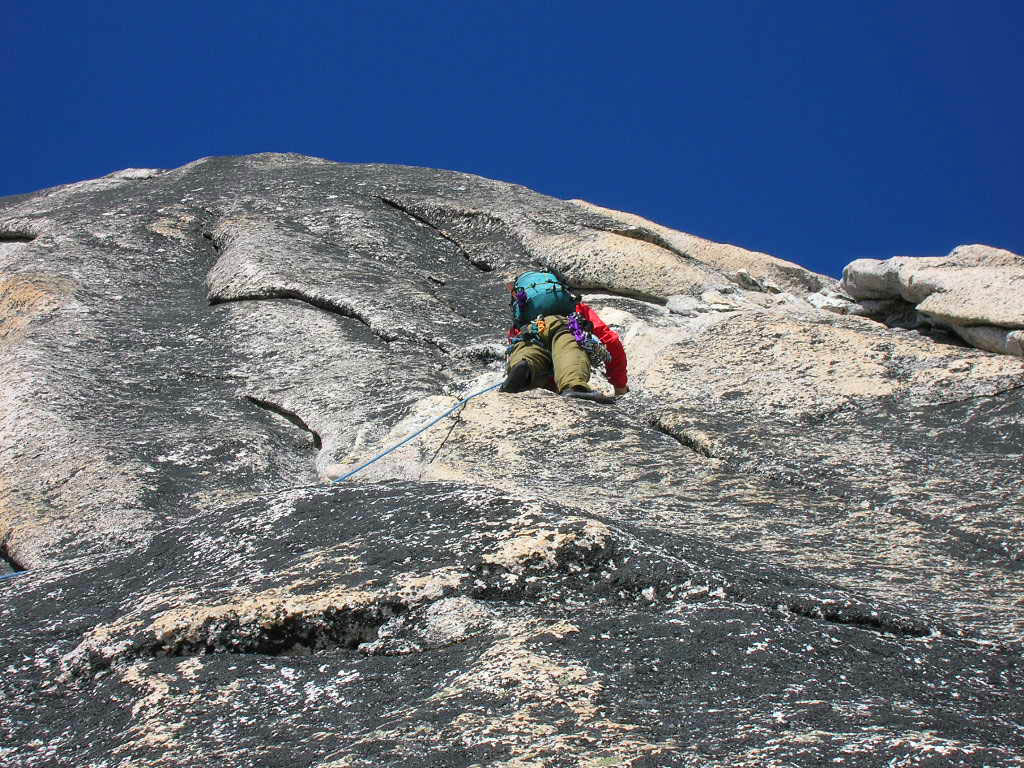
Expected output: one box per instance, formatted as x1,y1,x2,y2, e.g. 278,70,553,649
0,382,499,585
331,381,503,483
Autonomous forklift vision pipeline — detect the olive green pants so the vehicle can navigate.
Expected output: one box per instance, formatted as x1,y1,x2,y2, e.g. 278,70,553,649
507,315,591,392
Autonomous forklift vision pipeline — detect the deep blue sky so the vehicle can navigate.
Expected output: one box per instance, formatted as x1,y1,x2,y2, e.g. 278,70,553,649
4,2,1021,277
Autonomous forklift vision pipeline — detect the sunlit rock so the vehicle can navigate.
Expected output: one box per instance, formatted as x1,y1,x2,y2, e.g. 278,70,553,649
1,155,1022,767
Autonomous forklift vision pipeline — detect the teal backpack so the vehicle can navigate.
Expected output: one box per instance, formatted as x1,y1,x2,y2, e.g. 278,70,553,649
508,271,578,327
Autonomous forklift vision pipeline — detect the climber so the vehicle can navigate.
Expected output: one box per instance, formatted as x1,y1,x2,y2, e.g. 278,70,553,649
500,271,629,403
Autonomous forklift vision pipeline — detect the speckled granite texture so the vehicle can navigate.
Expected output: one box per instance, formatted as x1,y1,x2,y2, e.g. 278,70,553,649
1,155,1021,767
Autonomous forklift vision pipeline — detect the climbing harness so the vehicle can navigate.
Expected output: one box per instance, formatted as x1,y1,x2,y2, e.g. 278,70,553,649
505,316,547,355
506,312,610,367
331,381,503,483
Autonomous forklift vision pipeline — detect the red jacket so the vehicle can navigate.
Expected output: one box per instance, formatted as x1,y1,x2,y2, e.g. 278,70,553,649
507,302,628,390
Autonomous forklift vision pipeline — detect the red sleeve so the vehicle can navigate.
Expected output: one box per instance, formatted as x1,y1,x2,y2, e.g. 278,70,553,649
577,303,628,389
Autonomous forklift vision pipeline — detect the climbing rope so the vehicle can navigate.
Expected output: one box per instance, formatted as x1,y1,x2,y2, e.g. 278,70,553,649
330,380,503,484
1,381,505,585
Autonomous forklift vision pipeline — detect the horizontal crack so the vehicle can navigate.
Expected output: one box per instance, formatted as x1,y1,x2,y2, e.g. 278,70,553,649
210,290,396,342
65,600,411,675
582,287,669,306
209,291,460,358
150,602,407,657
379,196,493,272
0,231,36,243
769,594,934,638
468,541,935,640
244,395,323,450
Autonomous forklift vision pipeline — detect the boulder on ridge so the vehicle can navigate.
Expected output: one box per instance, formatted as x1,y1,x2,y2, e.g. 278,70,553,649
840,244,1024,356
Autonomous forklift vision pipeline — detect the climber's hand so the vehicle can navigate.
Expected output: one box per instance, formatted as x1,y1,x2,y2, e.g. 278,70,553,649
614,386,630,397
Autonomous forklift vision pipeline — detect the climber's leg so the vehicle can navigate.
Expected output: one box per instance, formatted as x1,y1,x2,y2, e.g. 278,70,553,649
504,341,551,391
542,316,592,393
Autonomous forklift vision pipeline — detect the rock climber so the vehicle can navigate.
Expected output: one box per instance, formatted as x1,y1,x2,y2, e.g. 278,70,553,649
500,271,629,403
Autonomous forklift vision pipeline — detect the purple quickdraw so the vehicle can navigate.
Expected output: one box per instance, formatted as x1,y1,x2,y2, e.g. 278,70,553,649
515,288,528,313
567,312,611,365
567,311,588,345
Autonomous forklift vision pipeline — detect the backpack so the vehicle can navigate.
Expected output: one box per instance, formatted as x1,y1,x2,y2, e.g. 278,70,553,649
508,271,578,327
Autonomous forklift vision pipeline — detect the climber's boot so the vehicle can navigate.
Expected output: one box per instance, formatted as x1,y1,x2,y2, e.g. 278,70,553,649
561,386,615,404
500,361,533,393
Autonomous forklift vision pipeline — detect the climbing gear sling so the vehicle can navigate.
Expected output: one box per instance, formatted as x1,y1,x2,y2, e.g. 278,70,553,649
507,311,610,365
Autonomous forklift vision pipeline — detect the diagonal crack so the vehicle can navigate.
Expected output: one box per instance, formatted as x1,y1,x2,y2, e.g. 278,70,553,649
244,395,323,450
201,230,221,252
648,416,723,460
0,542,26,575
583,222,698,265
379,196,493,272
425,402,465,468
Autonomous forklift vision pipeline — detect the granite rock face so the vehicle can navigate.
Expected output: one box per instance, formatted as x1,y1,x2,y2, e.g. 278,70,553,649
840,245,1024,357
1,155,1022,767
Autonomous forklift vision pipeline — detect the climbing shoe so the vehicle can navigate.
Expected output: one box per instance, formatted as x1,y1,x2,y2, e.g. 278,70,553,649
500,361,533,393
561,386,616,404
